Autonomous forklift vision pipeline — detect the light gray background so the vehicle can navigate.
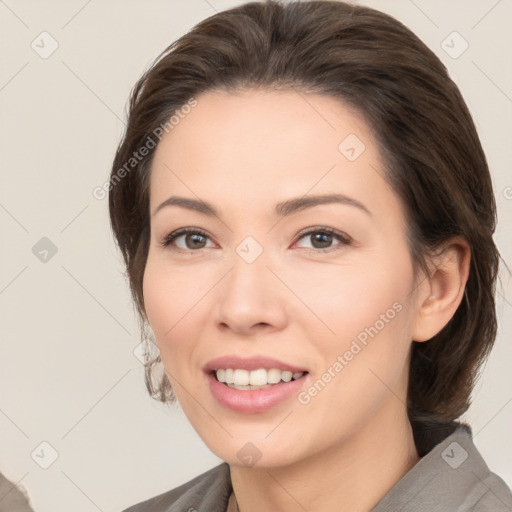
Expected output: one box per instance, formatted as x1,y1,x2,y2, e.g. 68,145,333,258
0,1,510,511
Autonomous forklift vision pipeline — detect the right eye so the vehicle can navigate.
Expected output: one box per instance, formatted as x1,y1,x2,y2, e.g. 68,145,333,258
160,227,216,252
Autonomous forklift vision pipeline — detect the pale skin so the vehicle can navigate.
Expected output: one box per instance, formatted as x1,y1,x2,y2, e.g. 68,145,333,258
142,89,471,512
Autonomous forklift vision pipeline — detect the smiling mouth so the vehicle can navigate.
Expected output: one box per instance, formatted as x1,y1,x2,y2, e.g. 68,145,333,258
212,368,308,390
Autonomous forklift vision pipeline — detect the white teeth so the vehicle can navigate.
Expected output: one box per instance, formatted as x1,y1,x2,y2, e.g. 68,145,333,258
227,383,273,390
233,369,250,386
249,368,267,386
215,368,305,386
281,370,292,382
267,368,282,384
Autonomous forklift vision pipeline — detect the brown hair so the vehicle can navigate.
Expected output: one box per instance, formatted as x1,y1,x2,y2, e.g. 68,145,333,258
109,0,502,445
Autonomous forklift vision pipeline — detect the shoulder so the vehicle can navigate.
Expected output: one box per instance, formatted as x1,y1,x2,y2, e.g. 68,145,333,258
0,471,34,512
373,422,512,511
465,472,512,511
439,423,512,511
121,462,232,512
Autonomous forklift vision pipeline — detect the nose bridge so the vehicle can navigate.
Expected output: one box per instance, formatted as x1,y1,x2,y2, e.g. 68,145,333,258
223,239,273,307
213,236,287,333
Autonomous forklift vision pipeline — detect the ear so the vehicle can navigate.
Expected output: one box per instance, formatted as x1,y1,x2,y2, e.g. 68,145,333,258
411,236,471,342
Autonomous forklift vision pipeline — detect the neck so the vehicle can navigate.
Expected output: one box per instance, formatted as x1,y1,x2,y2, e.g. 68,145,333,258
229,406,419,512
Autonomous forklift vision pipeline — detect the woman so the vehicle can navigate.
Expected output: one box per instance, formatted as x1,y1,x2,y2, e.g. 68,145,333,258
109,1,512,510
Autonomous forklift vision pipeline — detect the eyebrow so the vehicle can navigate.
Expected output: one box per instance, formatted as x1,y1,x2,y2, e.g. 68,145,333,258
152,193,372,218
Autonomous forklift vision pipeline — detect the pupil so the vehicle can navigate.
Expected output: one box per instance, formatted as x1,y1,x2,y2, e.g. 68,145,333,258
187,233,206,249
312,232,332,249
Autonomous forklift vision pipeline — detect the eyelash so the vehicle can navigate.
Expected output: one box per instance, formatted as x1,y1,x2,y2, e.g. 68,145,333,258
159,226,353,254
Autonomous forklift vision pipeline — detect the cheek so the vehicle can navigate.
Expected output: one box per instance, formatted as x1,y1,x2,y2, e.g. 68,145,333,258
292,265,414,437
142,256,218,376
142,258,192,347
143,252,203,331
290,254,412,340
293,250,416,406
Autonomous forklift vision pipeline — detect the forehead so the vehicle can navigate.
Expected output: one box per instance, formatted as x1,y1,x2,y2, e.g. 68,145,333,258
149,89,399,222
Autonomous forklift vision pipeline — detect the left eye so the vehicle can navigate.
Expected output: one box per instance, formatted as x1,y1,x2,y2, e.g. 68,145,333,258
294,228,351,251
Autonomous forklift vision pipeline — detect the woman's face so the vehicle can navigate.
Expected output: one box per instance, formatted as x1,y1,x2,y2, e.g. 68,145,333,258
143,89,425,467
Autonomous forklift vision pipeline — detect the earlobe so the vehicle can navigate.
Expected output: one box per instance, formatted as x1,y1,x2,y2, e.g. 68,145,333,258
412,237,471,343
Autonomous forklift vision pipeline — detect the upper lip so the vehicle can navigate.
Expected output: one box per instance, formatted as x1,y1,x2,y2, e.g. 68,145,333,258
204,355,308,374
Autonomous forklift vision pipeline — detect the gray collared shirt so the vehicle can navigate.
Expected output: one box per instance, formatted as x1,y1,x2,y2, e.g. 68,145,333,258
122,422,512,511
0,472,35,512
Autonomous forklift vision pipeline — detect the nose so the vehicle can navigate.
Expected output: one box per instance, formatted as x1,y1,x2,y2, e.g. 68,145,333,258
213,250,288,336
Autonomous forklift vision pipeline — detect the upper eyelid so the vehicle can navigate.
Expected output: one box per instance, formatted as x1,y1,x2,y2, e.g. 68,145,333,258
294,228,352,248
295,226,349,239
161,227,213,246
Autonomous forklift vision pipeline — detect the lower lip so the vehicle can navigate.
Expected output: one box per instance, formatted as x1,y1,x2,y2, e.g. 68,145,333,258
206,372,308,413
